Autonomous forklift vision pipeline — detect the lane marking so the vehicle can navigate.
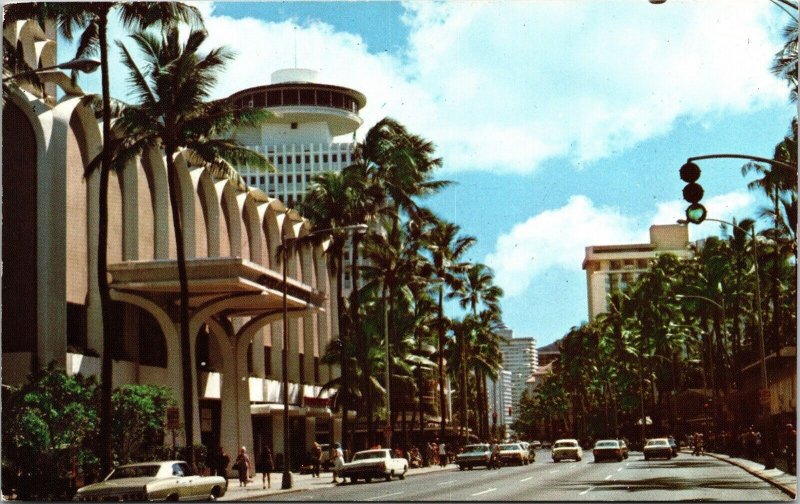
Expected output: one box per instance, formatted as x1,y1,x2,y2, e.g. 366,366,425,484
520,476,533,482
605,474,613,480
471,488,497,497
549,469,560,474
617,467,623,472
363,491,404,501
579,487,594,496
437,480,455,485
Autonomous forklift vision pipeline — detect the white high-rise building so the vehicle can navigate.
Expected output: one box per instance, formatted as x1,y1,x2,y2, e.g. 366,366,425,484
498,334,538,432
227,68,367,292
487,369,513,437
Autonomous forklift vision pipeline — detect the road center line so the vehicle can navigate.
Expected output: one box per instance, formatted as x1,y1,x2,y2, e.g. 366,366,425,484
520,476,533,482
579,487,594,496
363,492,404,501
617,467,623,472
471,488,497,497
549,469,560,473
605,474,613,480
437,480,455,485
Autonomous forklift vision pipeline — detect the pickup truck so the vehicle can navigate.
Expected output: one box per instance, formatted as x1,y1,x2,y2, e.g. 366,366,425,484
341,449,408,483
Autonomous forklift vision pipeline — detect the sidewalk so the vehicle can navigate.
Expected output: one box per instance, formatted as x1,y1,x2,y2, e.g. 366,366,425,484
219,464,452,501
701,451,797,499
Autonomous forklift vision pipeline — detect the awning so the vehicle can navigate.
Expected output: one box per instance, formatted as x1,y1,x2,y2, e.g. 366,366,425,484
250,403,334,418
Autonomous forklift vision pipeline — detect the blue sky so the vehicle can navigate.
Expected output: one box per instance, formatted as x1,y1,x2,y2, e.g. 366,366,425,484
63,0,796,347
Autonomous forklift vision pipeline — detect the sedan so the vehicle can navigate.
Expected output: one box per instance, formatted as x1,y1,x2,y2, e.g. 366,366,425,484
552,439,583,462
497,443,528,466
456,444,492,470
592,439,625,462
519,442,536,463
73,461,227,502
644,438,674,460
341,449,408,483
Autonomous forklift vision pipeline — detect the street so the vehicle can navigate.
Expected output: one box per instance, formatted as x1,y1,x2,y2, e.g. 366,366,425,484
261,450,791,501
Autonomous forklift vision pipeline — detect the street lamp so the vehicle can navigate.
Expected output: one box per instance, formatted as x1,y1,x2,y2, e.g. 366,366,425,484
280,222,367,489
677,217,772,467
3,57,101,81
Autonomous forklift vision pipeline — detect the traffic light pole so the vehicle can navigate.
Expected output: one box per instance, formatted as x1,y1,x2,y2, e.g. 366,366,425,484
687,154,795,171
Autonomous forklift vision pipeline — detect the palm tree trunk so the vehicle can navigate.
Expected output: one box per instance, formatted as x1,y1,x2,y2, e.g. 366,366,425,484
438,285,446,441
97,9,115,476
350,233,362,448
336,253,349,452
166,140,194,465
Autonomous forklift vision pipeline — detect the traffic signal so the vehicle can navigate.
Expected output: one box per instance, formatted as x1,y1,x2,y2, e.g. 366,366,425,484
680,161,706,224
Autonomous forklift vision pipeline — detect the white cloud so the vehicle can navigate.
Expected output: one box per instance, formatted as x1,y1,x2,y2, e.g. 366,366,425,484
485,195,646,297
485,190,755,298
69,1,786,174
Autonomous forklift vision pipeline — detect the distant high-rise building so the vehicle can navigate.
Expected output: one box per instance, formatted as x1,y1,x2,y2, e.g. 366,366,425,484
582,224,692,319
498,333,537,433
487,369,513,437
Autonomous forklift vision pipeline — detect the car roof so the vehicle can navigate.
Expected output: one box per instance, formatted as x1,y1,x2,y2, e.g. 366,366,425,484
554,439,579,443
116,461,183,468
594,439,619,444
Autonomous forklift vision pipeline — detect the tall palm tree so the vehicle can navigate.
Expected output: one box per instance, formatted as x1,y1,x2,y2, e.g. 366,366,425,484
113,26,270,465
6,1,203,474
424,219,475,440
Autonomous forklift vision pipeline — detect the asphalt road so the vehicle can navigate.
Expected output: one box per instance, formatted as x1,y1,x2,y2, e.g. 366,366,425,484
263,450,791,501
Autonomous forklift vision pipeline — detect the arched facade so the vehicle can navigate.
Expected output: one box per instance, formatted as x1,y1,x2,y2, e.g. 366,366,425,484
2,27,339,464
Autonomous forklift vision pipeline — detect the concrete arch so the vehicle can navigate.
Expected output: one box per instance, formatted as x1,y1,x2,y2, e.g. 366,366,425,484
263,200,286,269
172,151,197,259
188,168,211,258
140,147,170,259
238,192,262,263
213,179,237,257
195,169,219,257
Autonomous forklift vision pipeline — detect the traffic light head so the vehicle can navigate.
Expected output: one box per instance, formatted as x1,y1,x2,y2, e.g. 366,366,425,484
680,161,706,224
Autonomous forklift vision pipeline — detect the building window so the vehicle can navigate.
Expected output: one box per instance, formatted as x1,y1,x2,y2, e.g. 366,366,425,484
264,346,272,375
267,90,281,106
287,175,293,184
66,303,87,352
322,154,329,163
291,122,298,130
331,154,338,163
259,175,265,185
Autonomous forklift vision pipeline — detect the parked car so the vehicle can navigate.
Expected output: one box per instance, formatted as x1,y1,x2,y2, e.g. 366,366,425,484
497,443,528,466
456,443,493,470
519,442,536,463
341,448,408,483
618,439,630,459
552,439,583,462
644,438,674,460
73,461,227,502
592,439,625,462
668,436,679,457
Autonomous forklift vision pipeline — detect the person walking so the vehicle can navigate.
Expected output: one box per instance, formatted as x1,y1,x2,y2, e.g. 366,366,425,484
234,446,251,487
438,441,447,467
214,446,230,478
311,442,322,478
256,446,274,489
331,443,344,484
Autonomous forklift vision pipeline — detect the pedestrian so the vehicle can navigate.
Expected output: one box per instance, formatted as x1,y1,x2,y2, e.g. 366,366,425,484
215,446,230,478
331,443,344,484
438,441,447,467
234,446,251,487
256,446,274,489
311,442,322,478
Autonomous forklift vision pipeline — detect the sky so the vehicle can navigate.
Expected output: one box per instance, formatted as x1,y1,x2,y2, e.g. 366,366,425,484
62,0,796,348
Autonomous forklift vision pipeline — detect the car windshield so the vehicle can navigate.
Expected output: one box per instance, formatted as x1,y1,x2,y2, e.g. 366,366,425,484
647,440,668,446
107,465,161,480
500,444,520,451
554,441,577,448
595,441,619,448
353,451,387,460
463,445,489,452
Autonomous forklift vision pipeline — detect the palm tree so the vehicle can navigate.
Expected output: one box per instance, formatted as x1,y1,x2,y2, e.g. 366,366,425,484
113,26,270,464
6,1,203,474
424,219,475,440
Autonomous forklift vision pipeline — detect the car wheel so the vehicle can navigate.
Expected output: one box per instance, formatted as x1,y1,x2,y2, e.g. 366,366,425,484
576,457,582,462
385,473,391,482
167,494,179,502
617,455,623,462
644,456,649,461
400,469,406,480
365,476,372,483
553,458,559,463
459,465,464,471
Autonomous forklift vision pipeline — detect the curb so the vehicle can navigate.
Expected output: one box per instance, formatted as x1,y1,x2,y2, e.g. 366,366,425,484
703,452,797,499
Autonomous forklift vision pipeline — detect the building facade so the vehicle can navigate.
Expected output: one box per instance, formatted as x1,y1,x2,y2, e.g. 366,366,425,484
2,21,346,470
582,224,692,320
497,333,537,433
486,369,513,438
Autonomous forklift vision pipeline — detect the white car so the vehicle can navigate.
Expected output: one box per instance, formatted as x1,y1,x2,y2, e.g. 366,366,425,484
73,461,227,502
341,449,409,483
552,439,583,462
456,443,493,470
519,442,535,463
497,443,529,466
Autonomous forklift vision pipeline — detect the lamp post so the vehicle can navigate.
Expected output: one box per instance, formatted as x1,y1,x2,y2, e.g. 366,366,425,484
3,57,101,81
280,222,366,489
678,217,773,467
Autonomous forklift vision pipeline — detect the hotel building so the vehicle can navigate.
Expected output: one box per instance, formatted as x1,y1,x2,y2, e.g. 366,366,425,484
2,21,347,469
497,331,537,433
582,224,692,320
